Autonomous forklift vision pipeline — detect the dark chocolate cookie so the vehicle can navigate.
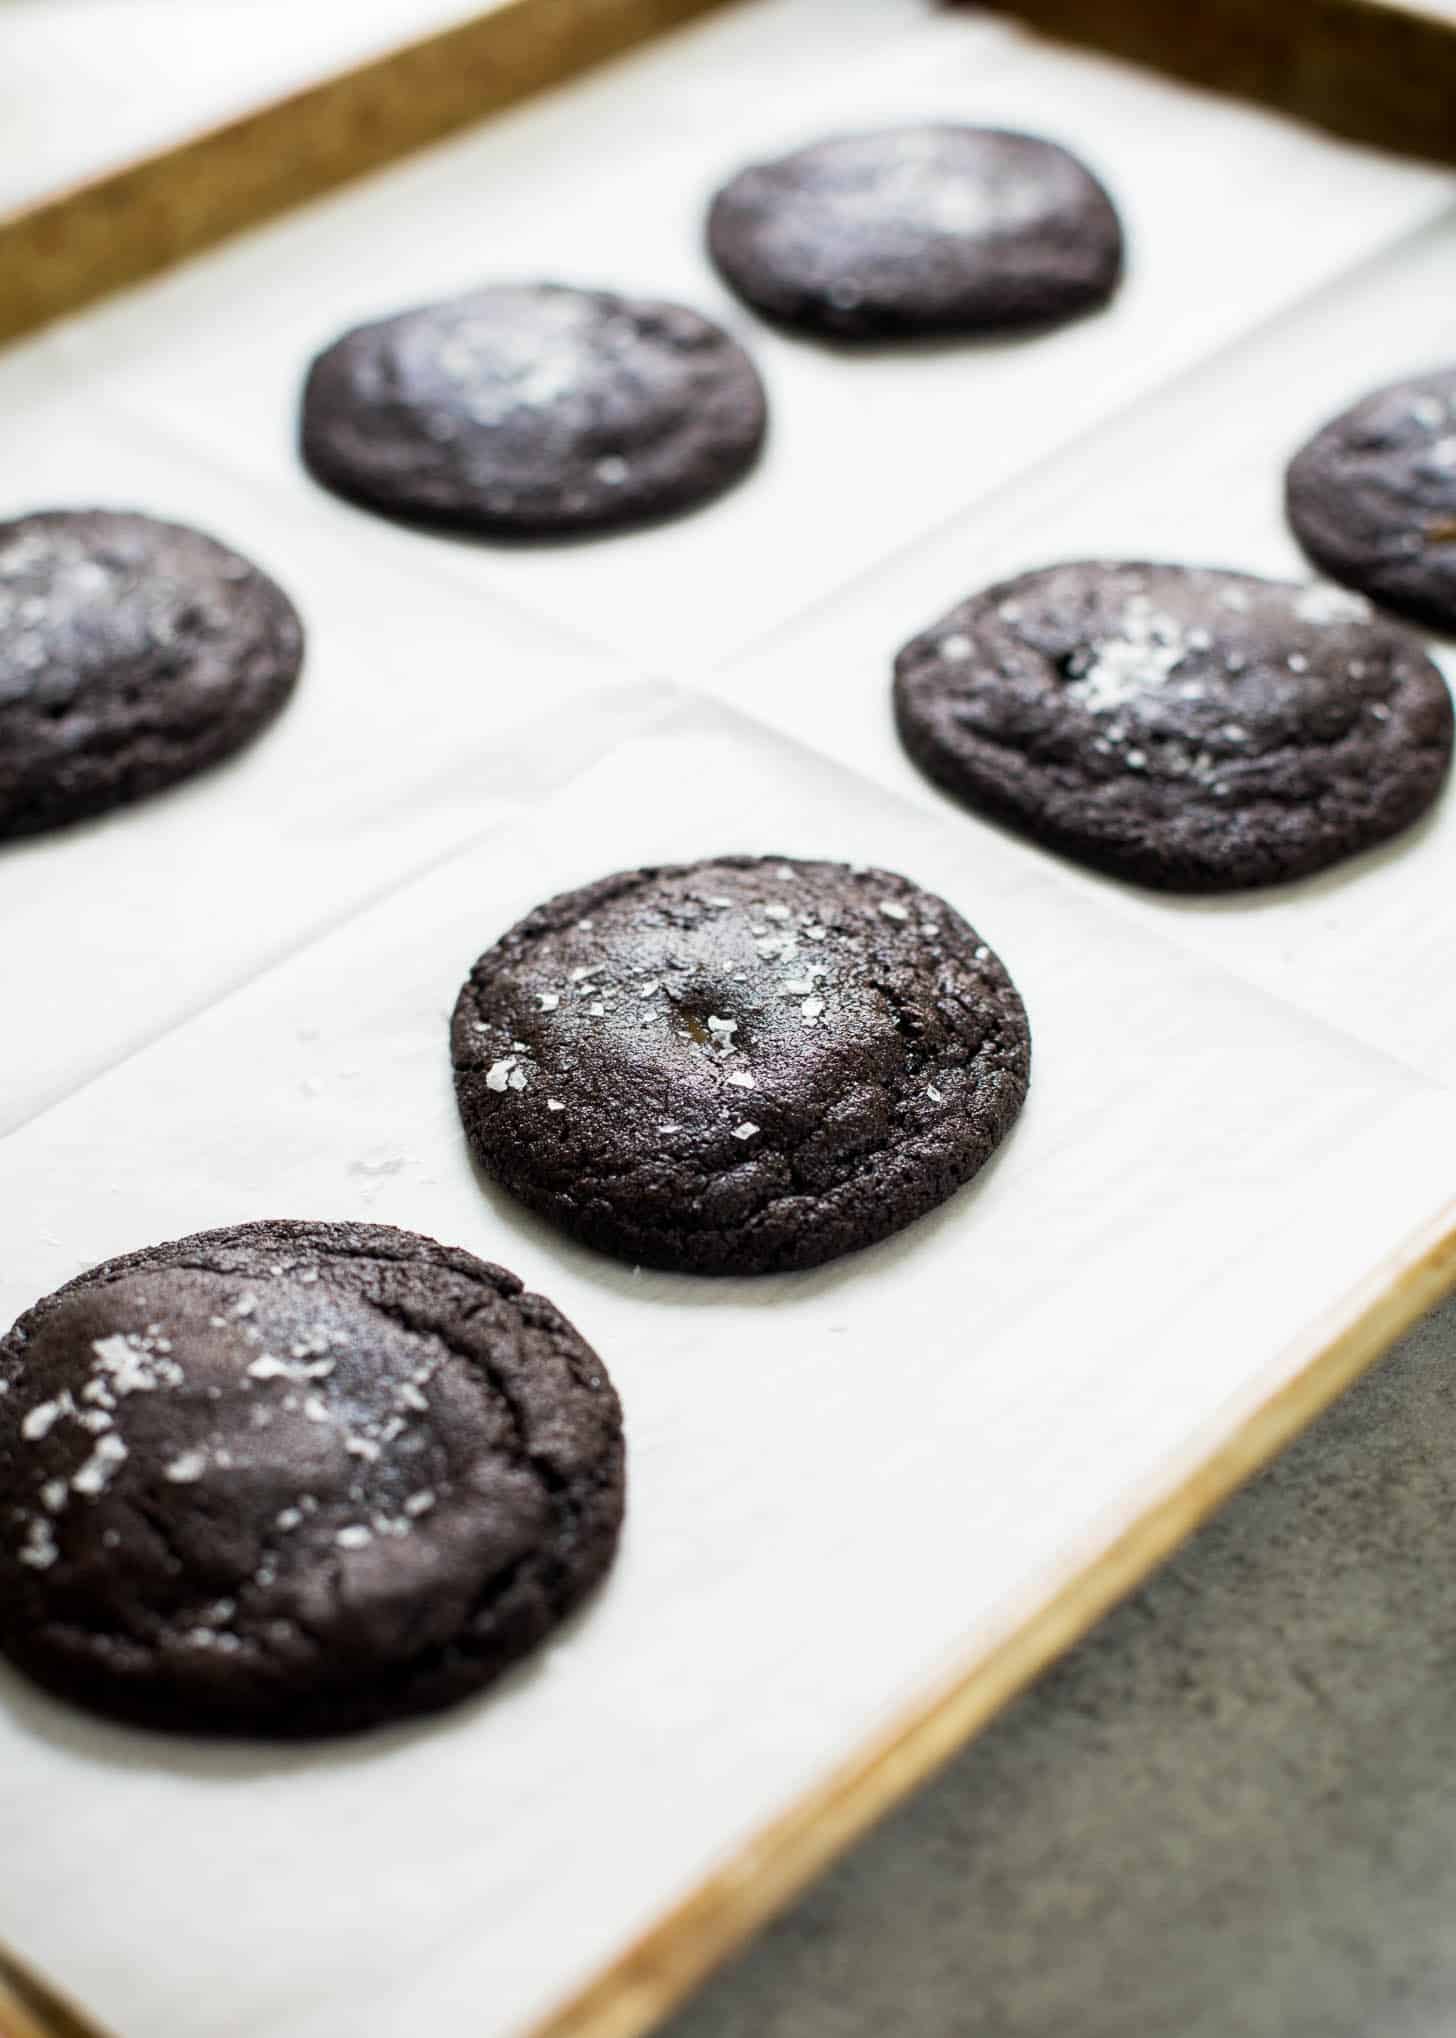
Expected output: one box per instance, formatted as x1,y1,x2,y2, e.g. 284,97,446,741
893,561,1453,892
0,1220,624,1739
0,510,302,841
1287,368,1456,635
706,124,1122,342
451,857,1030,1275
300,282,768,536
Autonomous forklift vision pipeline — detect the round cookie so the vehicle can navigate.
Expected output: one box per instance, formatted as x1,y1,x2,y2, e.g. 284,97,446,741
0,1220,624,1739
451,857,1030,1275
706,124,1123,342
1287,367,1456,635
893,561,1453,893
300,282,768,536
0,510,302,841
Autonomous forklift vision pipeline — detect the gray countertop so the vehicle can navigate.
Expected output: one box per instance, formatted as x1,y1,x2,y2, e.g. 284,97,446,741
670,1297,1456,2038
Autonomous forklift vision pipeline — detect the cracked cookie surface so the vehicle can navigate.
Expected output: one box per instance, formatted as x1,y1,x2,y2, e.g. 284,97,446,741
1287,366,1456,636
300,281,767,536
0,509,302,840
451,857,1030,1276
0,1220,624,1738
894,560,1453,892
707,125,1122,341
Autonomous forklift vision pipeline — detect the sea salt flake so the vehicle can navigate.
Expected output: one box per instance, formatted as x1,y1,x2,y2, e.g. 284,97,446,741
275,1506,304,1531
639,981,660,999
731,1121,760,1141
1410,394,1445,430
878,901,909,921
1287,653,1309,673
801,997,825,1023
1295,584,1371,625
165,1450,207,1484
927,1085,945,1103
304,1396,329,1422
588,1002,606,1018
232,1294,257,1318
23,1393,75,1441
507,1067,528,1090
336,1525,373,1550
89,1331,182,1397
486,1058,516,1091
940,633,971,661
403,1490,437,1518
658,1121,682,1134
727,1071,755,1089
763,904,791,922
346,1436,381,1462
706,1015,738,1043
72,1432,127,1497
19,1520,58,1570
40,1479,68,1513
1076,594,1188,710
537,992,560,1012
547,1098,566,1112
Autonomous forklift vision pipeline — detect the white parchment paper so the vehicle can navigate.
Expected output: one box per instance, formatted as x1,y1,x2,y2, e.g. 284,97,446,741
2,698,1453,2038
1,3,1454,2034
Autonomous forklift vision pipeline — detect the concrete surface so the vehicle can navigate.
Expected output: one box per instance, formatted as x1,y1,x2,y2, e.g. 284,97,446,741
670,1296,1456,2038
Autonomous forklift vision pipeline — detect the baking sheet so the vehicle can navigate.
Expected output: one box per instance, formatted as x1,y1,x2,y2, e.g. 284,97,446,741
0,2,497,216
3,696,1454,2038
2,2,1456,2034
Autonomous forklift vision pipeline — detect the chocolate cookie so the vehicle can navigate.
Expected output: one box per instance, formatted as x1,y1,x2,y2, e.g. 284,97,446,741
0,510,302,841
451,857,1030,1275
1287,368,1456,635
893,561,1453,892
706,125,1122,342
300,282,768,536
0,1220,624,1739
